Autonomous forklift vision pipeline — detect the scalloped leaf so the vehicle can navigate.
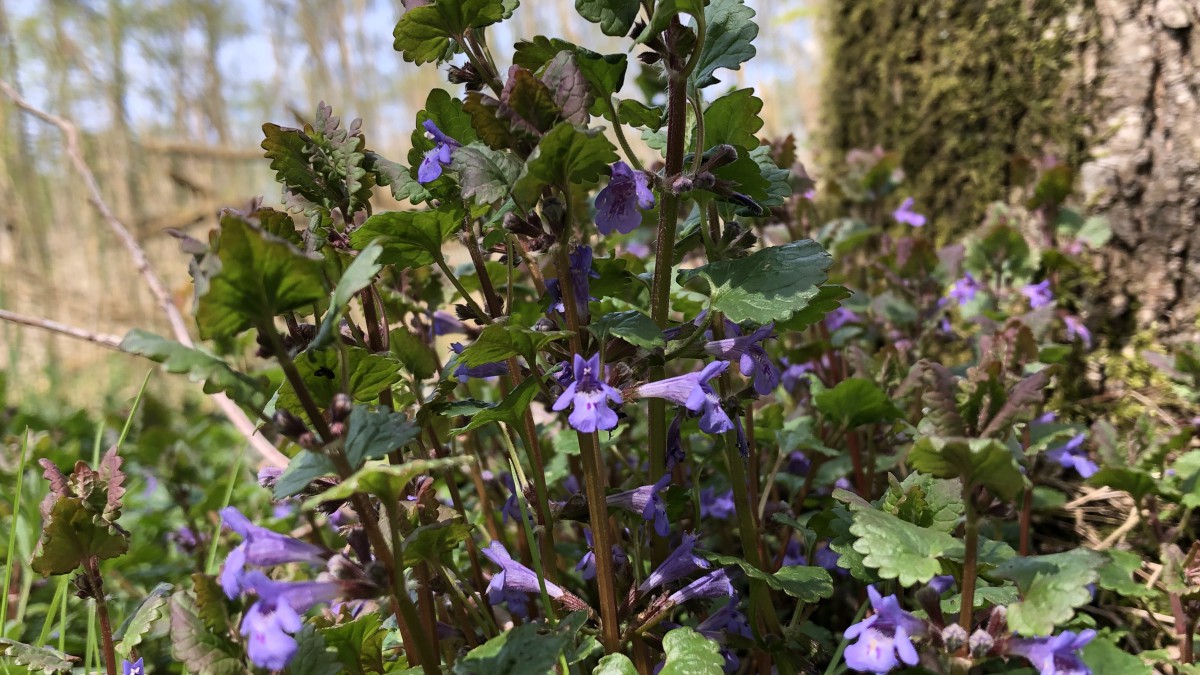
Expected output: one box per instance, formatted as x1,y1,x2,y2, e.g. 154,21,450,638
275,347,404,418
115,582,173,660
699,552,833,603
393,0,510,64
452,143,523,204
169,590,246,674
453,614,583,674
677,240,834,324
574,0,640,36
660,627,724,675
449,377,541,434
31,497,129,576
302,457,467,508
0,639,73,672
349,207,464,271
313,243,384,349
119,330,268,411
587,310,664,349
837,490,959,587
456,321,571,367
994,549,1105,636
691,0,758,89
345,405,422,468
511,122,618,205
908,436,1027,501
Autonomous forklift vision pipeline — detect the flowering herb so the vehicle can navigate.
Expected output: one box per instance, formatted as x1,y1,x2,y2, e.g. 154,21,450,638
595,161,655,235
417,120,459,183
892,197,926,227
552,353,623,433
633,361,734,434
843,586,928,673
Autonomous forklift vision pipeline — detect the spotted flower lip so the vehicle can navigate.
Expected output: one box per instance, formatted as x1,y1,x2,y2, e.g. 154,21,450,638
417,120,459,183
481,540,565,600
607,474,671,537
239,571,343,670
218,507,328,598
639,533,709,592
122,658,144,675
892,197,926,227
843,585,928,673
595,161,655,235
703,322,780,395
632,361,734,434
552,353,623,433
1022,280,1054,309
1007,629,1096,675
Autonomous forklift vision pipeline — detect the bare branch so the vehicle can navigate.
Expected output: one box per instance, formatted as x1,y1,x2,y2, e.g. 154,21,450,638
0,79,287,468
0,309,124,349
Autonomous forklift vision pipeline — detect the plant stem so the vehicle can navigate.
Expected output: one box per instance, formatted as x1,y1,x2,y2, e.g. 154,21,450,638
435,252,492,325
496,425,557,621
553,240,621,652
86,557,118,675
1019,486,1033,556
604,97,643,172
958,483,979,632
1,432,29,631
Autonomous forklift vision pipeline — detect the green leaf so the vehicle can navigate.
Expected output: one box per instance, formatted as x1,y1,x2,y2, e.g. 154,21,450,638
512,37,628,103
659,627,724,675
646,0,705,37
452,143,523,204
574,0,640,36
402,521,473,566
465,91,519,151
273,451,336,499
749,144,792,209
1088,468,1157,502
349,207,463,271
288,625,343,675
676,240,834,324
776,284,852,331
813,378,902,429
276,348,404,418
909,436,1028,501
703,89,763,150
512,122,619,205
699,553,833,603
31,498,129,576
389,326,440,381
196,214,327,339
302,457,468,509
587,310,664,349
191,573,233,634
115,582,173,660
119,329,267,411
456,321,571,367
994,548,1106,636
0,639,73,672
314,243,384,349
393,0,509,64
170,591,247,675
319,611,388,675
837,491,960,586
616,99,664,129
1082,635,1154,675
594,654,638,675
345,406,422,468
939,582,1019,614
450,377,541,434
877,472,964,534
365,150,433,205
453,615,582,674
1096,549,1155,599
691,0,758,89
1075,216,1112,248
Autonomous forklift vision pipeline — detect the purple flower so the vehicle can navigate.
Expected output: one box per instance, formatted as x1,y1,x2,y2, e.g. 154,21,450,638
666,413,686,470
482,540,565,601
417,120,459,183
218,507,327,598
123,658,144,675
595,161,655,235
607,475,671,537
450,342,510,382
577,529,627,580
892,197,926,227
825,308,859,331
781,359,816,393
545,245,599,318
843,586,928,673
928,575,955,595
948,273,981,306
1007,630,1096,675
697,603,753,673
1046,433,1097,478
1034,412,1057,426
639,533,709,592
782,540,807,567
699,488,735,520
1064,315,1091,348
668,569,735,605
703,322,780,395
633,361,734,434
432,310,466,336
814,544,842,572
787,451,811,476
239,571,342,670
1022,280,1054,309
552,353,623,433
499,473,525,524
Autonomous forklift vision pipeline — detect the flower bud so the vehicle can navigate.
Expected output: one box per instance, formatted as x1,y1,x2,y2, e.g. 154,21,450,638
273,409,309,440
969,629,995,657
941,623,968,652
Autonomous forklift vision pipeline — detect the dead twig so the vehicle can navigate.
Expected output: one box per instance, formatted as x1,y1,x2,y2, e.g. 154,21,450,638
0,79,287,468
0,309,123,349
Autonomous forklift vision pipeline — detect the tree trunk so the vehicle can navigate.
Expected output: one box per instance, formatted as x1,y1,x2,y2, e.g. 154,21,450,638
1080,0,1200,338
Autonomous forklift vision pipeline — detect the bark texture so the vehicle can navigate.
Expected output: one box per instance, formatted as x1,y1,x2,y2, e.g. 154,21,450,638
1080,0,1200,338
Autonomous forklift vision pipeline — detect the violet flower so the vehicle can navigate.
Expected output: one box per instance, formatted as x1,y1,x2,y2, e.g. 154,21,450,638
1046,433,1097,478
239,571,342,670
892,197,926,227
607,475,671,536
703,322,780,395
552,353,623,433
595,161,655,235
576,529,627,580
482,540,565,602
123,659,144,675
633,361,734,434
545,245,599,318
1022,280,1054,309
499,473,524,524
639,533,709,593
948,273,981,306
218,507,327,598
1007,630,1096,675
928,575,955,595
1064,315,1092,348
699,488,735,520
668,568,735,605
417,120,459,183
431,310,466,336
843,585,928,673
666,413,686,470
450,342,509,382
787,451,811,476
826,307,859,331
696,603,753,673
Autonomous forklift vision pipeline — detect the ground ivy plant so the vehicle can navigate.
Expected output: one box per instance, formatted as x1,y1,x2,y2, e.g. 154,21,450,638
6,2,1197,675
